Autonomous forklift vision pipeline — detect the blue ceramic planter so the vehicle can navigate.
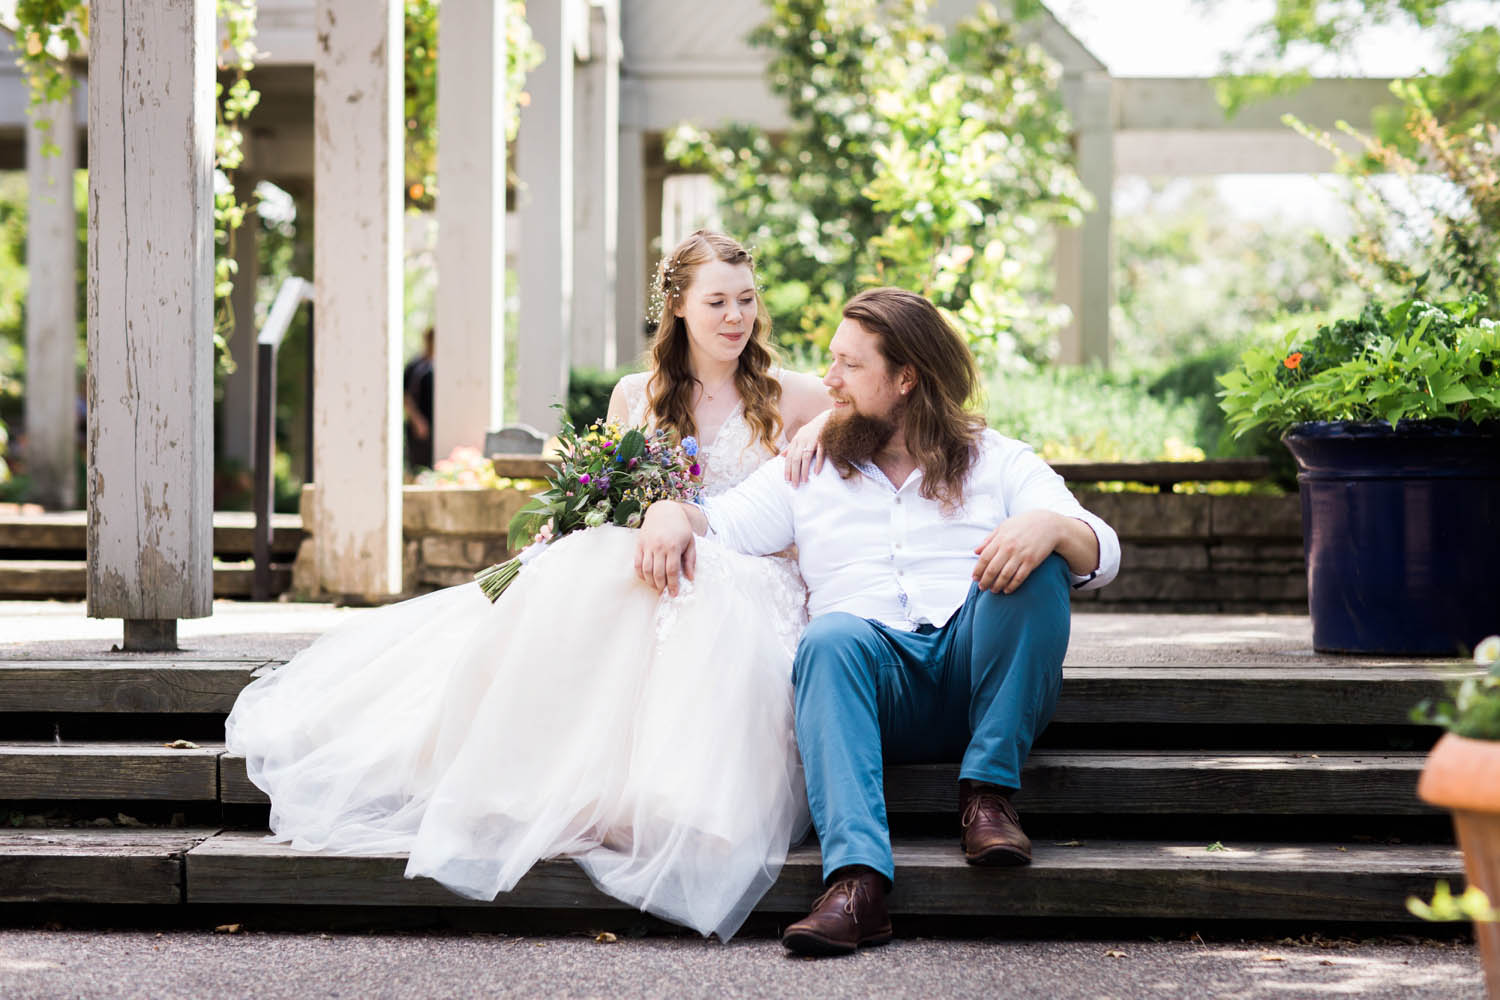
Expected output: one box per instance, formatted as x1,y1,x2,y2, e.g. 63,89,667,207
1282,420,1500,655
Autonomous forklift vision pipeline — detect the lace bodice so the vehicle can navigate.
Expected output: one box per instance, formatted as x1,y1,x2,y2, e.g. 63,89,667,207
619,372,780,497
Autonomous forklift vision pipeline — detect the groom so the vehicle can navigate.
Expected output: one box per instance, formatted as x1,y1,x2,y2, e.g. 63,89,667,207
636,287,1119,956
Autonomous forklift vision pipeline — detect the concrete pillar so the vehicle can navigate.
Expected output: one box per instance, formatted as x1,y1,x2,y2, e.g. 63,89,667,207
1056,71,1113,366
571,0,619,372
615,124,648,364
312,0,404,599
24,87,78,511
220,171,260,469
434,0,508,457
515,0,575,431
86,0,216,629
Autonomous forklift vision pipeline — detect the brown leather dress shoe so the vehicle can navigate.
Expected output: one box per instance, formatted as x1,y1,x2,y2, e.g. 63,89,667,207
780,868,893,956
960,781,1032,866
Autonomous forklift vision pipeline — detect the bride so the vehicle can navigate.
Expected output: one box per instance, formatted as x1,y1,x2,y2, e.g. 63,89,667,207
225,230,832,940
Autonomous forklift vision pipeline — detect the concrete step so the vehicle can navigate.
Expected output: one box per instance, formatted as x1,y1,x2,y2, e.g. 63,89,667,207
0,827,1455,923
0,560,292,600
0,743,1435,817
1,658,1476,727
0,510,303,559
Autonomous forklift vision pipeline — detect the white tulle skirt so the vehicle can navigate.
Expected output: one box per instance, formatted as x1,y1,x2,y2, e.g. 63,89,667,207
225,526,812,940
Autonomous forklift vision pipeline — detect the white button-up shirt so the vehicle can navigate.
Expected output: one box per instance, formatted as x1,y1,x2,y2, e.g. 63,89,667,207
702,428,1121,631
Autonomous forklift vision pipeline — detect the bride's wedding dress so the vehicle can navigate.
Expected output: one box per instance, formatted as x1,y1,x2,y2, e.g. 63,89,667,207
225,374,811,940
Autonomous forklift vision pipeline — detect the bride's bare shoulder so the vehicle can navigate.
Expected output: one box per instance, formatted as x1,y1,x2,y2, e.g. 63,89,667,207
607,370,654,424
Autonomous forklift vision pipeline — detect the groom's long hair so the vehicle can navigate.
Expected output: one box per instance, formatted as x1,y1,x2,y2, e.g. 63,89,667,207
841,288,985,511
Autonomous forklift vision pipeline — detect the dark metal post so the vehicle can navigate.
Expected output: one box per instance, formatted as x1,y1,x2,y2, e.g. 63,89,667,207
252,338,278,601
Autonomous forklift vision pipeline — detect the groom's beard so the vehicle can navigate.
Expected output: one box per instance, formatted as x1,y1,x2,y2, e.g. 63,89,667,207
820,407,898,472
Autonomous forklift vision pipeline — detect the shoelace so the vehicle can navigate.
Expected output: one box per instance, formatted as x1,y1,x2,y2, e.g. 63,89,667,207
961,791,1018,830
811,878,867,925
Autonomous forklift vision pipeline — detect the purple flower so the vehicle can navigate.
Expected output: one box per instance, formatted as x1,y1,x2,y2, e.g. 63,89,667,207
596,474,611,492
628,457,638,469
579,474,592,486
689,463,701,477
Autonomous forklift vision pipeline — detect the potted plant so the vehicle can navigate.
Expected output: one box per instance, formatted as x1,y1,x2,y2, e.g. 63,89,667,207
1414,634,1500,997
1219,295,1500,654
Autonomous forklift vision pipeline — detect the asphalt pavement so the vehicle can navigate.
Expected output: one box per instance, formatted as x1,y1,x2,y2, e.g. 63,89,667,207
0,929,1483,1000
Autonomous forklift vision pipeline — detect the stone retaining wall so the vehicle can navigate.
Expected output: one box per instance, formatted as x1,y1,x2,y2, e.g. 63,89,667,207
294,486,1307,613
1071,492,1305,613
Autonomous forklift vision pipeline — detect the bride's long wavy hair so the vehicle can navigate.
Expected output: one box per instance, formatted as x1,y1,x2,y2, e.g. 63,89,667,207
841,287,986,510
647,231,782,454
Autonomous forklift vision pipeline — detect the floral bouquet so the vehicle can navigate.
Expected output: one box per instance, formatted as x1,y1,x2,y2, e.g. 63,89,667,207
473,413,703,601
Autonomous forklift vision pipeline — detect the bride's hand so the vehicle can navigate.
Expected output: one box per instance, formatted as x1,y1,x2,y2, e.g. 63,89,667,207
782,409,831,486
635,502,697,597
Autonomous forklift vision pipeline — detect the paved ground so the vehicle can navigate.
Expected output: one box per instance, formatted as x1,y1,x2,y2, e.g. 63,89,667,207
0,929,1484,1000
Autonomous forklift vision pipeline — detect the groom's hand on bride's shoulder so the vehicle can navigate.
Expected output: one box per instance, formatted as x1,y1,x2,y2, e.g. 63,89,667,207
635,502,697,597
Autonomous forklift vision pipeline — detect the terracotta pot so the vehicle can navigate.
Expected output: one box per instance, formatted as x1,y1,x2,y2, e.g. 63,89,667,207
1418,732,1500,998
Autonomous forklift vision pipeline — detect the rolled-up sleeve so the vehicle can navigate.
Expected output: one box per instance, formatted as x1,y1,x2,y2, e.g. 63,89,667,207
1002,446,1121,591
700,457,797,557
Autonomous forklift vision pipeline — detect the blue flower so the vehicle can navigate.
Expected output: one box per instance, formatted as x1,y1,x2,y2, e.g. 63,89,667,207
682,436,699,458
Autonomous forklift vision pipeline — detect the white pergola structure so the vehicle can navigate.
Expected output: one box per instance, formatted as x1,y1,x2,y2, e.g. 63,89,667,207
10,0,1400,613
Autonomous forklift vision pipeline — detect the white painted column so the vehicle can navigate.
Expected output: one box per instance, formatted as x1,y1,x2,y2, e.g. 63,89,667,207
571,0,619,372
312,0,403,599
615,123,648,365
24,87,78,511
220,172,260,468
434,0,507,457
87,0,216,629
1056,71,1113,366
516,0,575,431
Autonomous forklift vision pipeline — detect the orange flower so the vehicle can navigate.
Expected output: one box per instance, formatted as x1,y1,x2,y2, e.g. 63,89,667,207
1283,352,1303,370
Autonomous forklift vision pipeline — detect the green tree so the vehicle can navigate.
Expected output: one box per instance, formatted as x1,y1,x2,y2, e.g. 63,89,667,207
404,0,543,210
1207,0,1500,142
668,0,1087,366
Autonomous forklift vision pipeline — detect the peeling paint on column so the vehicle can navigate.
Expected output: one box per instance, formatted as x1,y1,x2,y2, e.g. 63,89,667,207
85,0,215,620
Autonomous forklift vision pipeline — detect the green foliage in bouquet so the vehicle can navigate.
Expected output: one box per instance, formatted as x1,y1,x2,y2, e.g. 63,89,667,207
473,413,704,601
1218,295,1500,438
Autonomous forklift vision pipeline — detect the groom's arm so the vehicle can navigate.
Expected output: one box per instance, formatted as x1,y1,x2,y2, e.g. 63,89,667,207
635,458,797,595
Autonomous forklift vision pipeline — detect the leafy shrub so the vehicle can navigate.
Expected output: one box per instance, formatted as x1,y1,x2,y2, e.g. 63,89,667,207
984,366,1203,464
1219,295,1500,437
567,366,642,430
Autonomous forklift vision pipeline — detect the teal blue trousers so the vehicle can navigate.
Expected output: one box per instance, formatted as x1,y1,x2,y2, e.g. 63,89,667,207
791,554,1072,885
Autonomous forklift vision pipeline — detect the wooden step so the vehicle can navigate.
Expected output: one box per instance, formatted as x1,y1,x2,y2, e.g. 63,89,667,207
3,658,1473,727
0,661,270,714
0,743,221,800
184,830,1461,922
0,510,303,558
215,750,1433,815
0,827,217,904
0,560,292,599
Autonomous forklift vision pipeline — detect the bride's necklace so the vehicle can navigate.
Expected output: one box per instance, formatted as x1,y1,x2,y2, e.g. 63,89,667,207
699,371,737,402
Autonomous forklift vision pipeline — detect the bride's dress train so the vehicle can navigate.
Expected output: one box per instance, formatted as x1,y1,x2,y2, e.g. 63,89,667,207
226,377,810,940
